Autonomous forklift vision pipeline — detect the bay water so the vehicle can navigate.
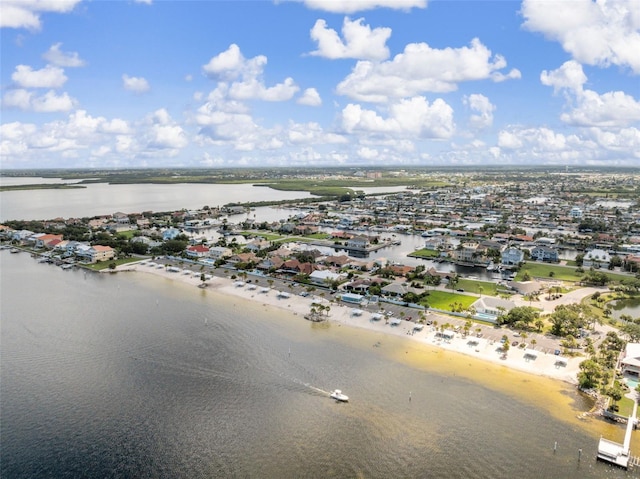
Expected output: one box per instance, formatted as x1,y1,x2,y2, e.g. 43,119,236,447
1,251,636,478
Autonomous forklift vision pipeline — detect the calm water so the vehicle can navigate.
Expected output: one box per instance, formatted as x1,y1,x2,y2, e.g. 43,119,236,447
0,178,407,222
1,251,635,478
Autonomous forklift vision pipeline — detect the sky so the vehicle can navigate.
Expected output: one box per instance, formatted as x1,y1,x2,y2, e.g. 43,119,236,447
1,0,639,169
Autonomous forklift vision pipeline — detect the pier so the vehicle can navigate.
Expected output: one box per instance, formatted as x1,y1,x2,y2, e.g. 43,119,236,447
597,400,638,469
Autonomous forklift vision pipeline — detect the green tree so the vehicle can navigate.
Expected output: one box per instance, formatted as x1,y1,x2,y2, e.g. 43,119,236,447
577,359,602,389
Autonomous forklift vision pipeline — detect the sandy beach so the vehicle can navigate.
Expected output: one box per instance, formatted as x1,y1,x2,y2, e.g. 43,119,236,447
116,260,581,385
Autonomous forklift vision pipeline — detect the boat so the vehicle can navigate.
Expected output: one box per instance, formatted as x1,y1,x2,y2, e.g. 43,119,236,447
330,389,349,402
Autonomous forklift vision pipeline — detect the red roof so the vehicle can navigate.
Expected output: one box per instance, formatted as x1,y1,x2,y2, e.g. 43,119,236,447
188,245,209,253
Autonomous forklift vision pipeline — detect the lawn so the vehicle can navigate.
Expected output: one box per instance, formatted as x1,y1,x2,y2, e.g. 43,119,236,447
456,278,501,296
409,248,440,258
517,262,632,284
420,290,477,310
516,262,583,282
116,230,137,240
82,257,144,271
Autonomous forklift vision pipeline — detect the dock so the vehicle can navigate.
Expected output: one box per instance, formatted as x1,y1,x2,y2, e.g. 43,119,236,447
597,400,638,469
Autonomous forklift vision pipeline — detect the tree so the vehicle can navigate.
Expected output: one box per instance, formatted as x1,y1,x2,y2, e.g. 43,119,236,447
606,386,624,412
500,306,539,327
577,359,602,389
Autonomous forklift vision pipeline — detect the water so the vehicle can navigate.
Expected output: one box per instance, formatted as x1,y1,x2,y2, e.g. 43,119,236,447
1,251,635,478
611,297,640,321
0,178,407,222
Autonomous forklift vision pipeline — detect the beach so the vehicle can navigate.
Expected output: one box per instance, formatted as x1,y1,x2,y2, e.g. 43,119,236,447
117,260,582,385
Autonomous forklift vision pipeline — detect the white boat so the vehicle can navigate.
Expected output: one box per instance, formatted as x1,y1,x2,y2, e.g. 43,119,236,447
330,389,349,402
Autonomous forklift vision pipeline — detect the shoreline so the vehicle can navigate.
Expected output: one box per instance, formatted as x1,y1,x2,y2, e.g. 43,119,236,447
115,261,581,386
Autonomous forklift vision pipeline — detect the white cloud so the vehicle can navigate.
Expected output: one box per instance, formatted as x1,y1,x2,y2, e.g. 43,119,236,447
541,61,640,127
464,93,495,130
0,0,82,30
336,38,520,102
2,89,76,112
561,90,640,127
357,146,379,159
540,60,587,94
11,64,67,88
494,125,640,164
521,0,640,74
302,0,426,14
122,74,150,93
309,17,391,60
203,44,299,102
287,121,347,144
341,96,454,138
228,77,298,102
42,43,85,67
297,88,322,106
203,44,264,81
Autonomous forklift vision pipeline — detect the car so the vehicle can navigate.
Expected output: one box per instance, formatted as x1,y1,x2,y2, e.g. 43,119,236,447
476,332,483,338
511,341,519,347
299,291,310,297
456,288,464,292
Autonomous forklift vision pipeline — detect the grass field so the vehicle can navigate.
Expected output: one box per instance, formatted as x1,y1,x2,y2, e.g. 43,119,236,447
456,278,501,296
420,290,477,310
516,262,631,283
409,248,440,258
82,257,144,271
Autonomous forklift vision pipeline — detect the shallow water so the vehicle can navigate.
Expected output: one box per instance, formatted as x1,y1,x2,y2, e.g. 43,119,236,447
1,251,636,478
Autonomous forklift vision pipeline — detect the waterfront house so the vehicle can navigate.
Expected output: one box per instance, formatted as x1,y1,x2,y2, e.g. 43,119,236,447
501,247,525,266
583,248,611,269
76,245,115,263
34,233,64,249
620,343,640,377
530,245,559,262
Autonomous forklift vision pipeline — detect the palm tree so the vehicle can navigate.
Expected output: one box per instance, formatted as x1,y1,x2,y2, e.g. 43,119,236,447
530,338,537,350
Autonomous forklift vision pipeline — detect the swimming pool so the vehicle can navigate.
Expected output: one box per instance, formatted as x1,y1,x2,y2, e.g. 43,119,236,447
625,377,639,389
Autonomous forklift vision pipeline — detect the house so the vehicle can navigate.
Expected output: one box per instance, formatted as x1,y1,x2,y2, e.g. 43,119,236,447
347,235,372,250
501,247,524,266
162,228,181,240
186,245,210,258
35,233,64,249
76,245,115,263
91,245,115,262
621,343,640,376
454,242,481,263
323,255,351,268
530,245,559,262
208,246,232,260
245,239,270,253
583,248,611,269
308,270,344,286
257,256,285,271
471,296,516,321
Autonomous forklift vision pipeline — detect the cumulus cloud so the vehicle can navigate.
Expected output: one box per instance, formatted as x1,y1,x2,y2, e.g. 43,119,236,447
302,0,426,14
336,38,520,102
203,44,299,101
11,64,67,88
541,61,640,127
560,90,640,127
464,93,495,130
42,43,85,67
540,60,587,93
341,96,454,138
0,0,82,30
287,121,347,144
309,17,391,60
297,88,322,106
2,89,76,112
521,0,640,74
122,74,150,93
495,125,640,164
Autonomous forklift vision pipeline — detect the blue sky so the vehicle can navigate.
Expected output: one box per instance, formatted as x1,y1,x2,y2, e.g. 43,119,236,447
1,0,639,169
